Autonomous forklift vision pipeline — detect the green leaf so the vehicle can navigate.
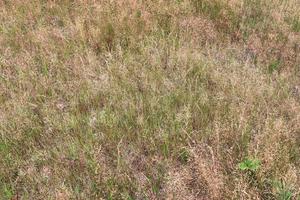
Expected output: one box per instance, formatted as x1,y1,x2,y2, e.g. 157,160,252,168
238,162,248,170
238,158,261,171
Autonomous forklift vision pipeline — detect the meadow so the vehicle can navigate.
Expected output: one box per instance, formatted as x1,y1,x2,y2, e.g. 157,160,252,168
0,0,299,199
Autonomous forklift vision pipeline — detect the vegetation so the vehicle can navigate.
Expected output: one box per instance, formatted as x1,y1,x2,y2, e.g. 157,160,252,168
0,0,299,199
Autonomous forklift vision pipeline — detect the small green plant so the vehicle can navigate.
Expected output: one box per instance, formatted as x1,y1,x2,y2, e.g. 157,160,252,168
273,180,293,200
2,184,14,199
238,158,261,171
178,148,190,164
268,60,281,73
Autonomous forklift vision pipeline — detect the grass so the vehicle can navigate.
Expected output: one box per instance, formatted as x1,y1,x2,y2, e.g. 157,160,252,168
0,0,300,199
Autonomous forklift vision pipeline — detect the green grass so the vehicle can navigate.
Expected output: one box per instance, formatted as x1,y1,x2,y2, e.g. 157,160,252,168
273,180,294,200
0,0,299,199
291,17,300,32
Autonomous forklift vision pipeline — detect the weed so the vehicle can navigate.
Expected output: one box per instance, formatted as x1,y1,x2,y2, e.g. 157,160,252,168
273,180,293,200
238,158,261,171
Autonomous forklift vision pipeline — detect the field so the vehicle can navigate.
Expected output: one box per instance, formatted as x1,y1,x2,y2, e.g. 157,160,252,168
0,0,300,199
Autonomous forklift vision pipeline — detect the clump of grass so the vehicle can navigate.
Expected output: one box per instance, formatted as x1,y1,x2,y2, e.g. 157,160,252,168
273,180,294,200
192,0,223,21
178,148,190,164
290,16,300,32
191,0,240,39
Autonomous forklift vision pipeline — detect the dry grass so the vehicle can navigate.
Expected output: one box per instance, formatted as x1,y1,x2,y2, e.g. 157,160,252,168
0,0,299,199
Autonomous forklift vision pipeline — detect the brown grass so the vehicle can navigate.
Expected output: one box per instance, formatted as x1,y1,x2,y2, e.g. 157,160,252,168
0,0,299,199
